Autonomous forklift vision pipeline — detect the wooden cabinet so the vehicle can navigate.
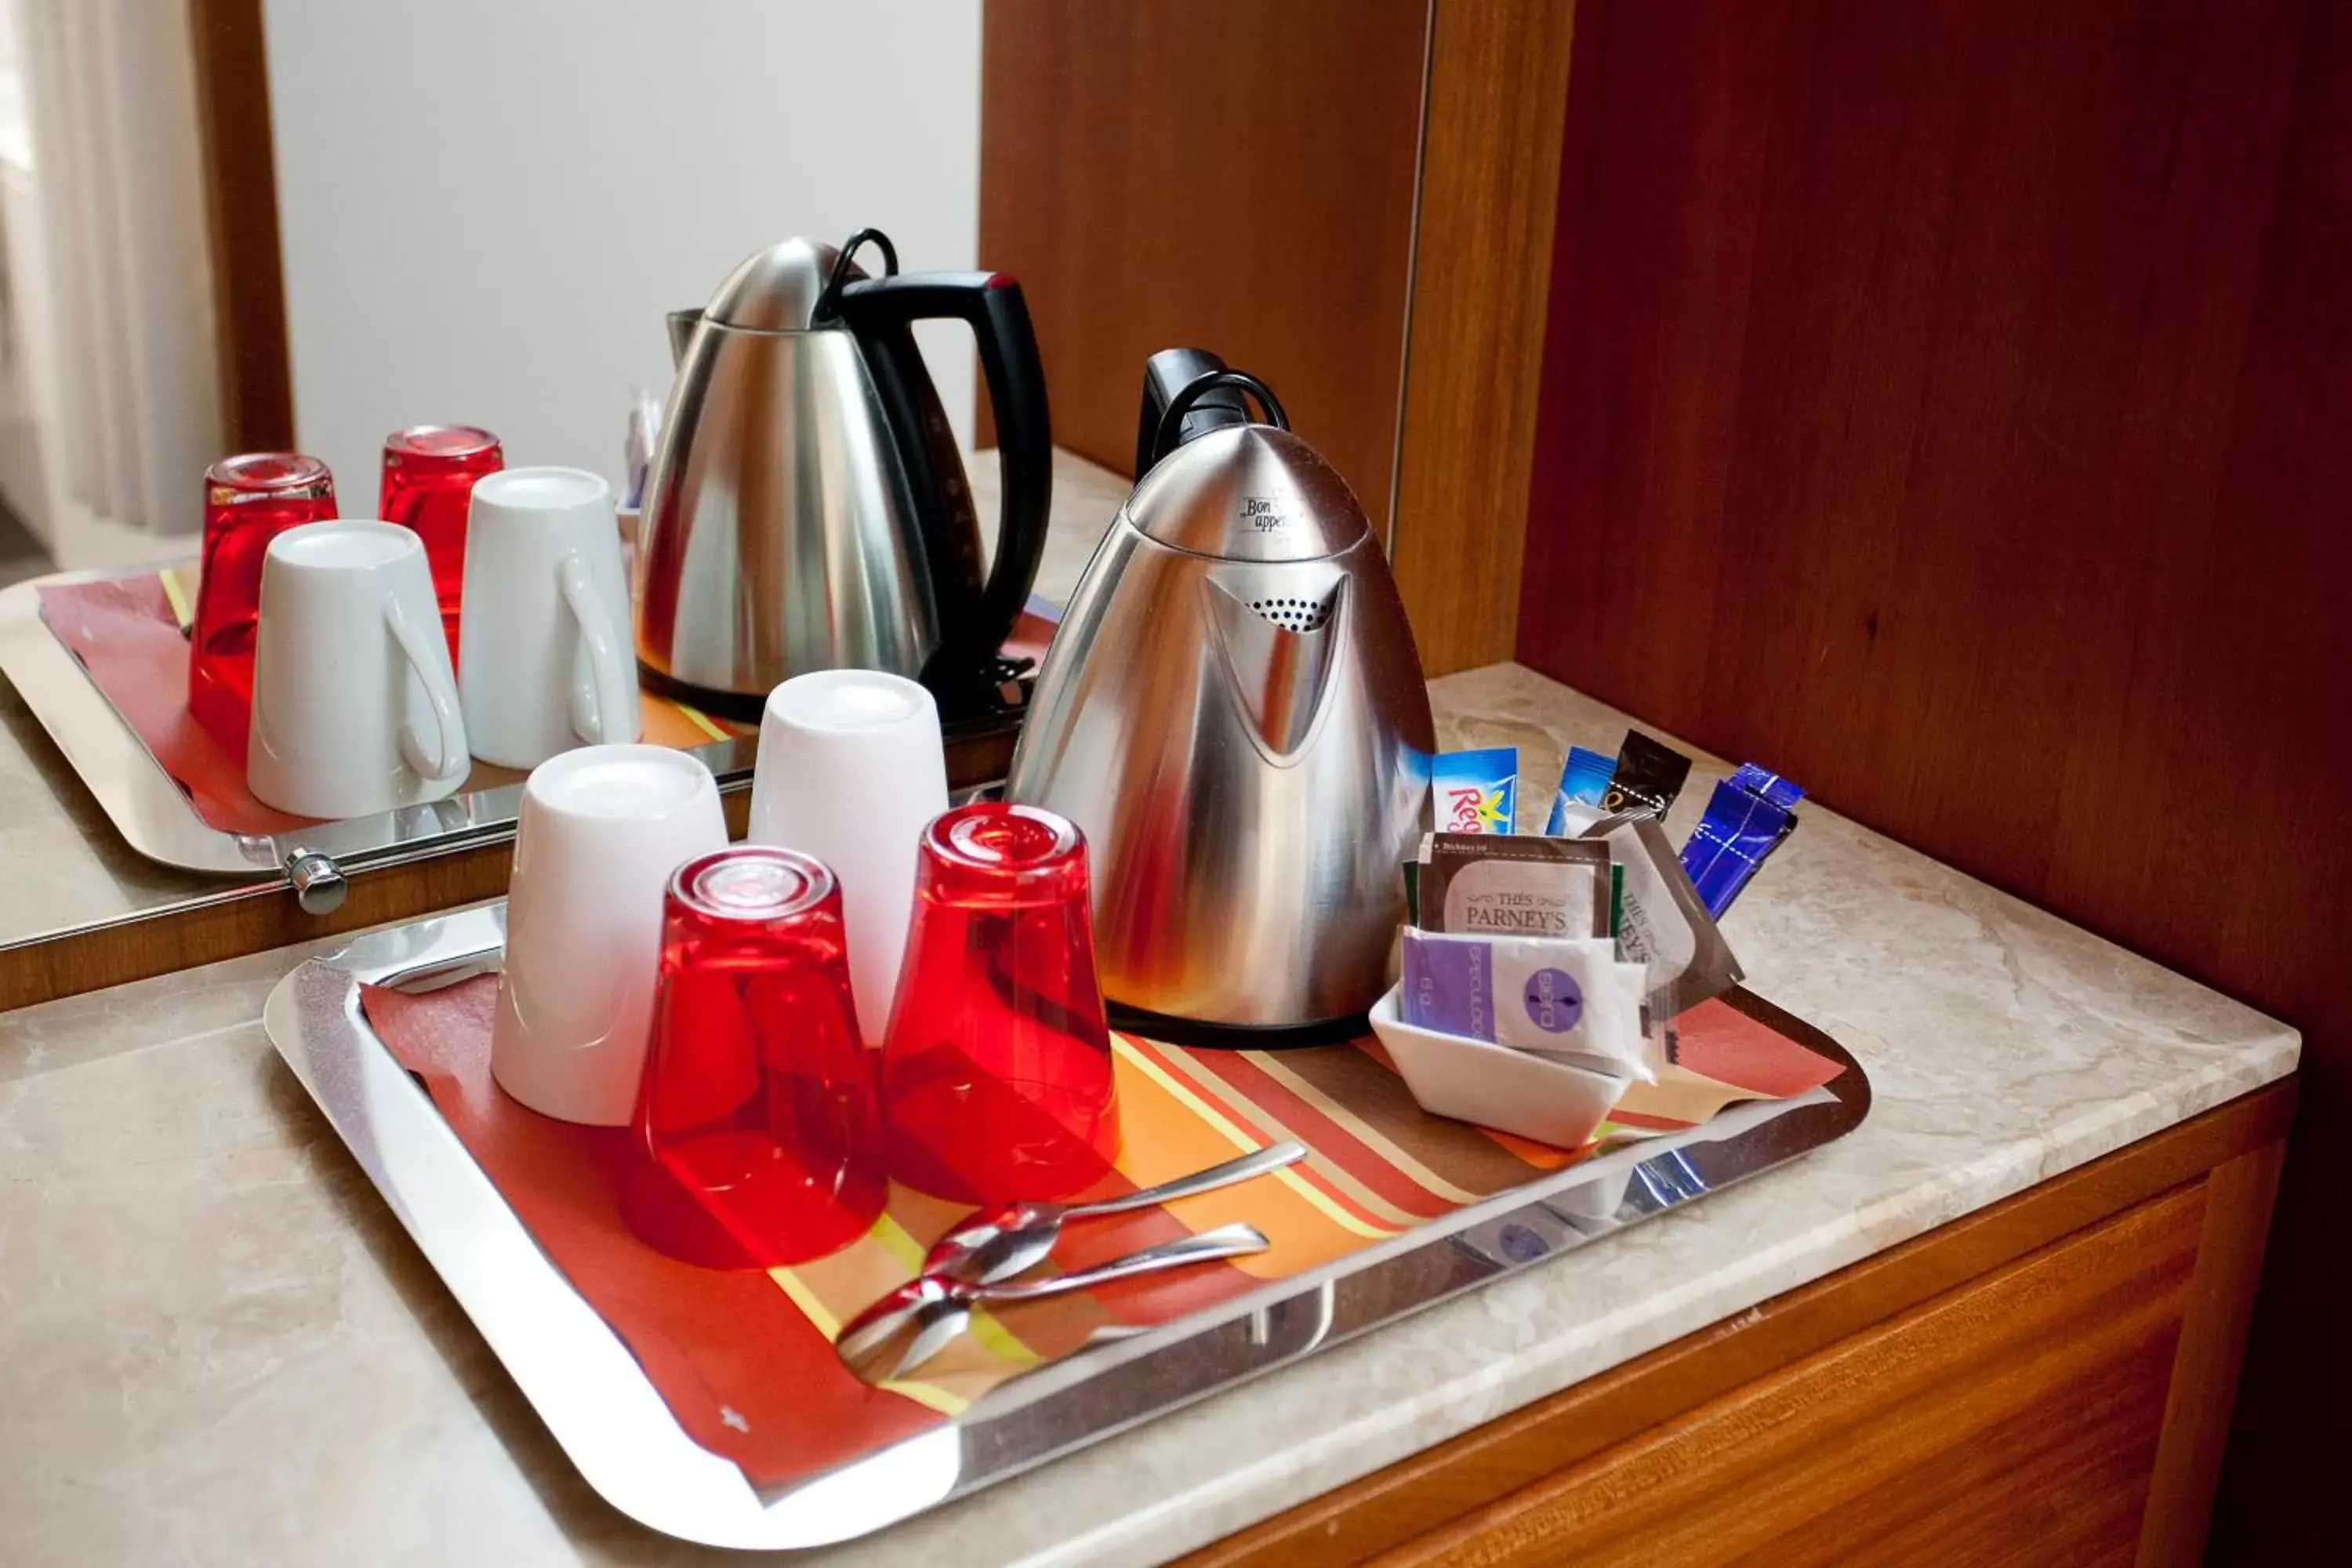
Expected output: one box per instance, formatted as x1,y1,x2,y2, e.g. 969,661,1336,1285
1185,1083,2291,1567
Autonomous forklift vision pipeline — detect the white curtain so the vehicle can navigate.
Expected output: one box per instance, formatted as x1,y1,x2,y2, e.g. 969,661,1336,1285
9,0,220,542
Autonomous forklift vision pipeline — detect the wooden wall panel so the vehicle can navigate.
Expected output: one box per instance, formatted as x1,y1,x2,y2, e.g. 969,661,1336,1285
188,0,295,452
977,0,1426,520
1518,2,2345,1558
1386,0,1579,674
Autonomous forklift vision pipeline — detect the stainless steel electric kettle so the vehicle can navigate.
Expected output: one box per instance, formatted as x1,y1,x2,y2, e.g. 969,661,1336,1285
636,229,1052,717
1007,350,1436,1037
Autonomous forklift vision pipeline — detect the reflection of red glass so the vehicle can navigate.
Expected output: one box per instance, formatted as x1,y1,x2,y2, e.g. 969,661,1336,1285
188,453,337,751
379,424,501,655
883,802,1120,1203
635,847,885,1266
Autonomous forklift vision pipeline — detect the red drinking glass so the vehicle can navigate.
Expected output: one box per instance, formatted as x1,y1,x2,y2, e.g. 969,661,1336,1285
882,802,1121,1203
379,424,502,655
188,452,337,751
635,846,886,1266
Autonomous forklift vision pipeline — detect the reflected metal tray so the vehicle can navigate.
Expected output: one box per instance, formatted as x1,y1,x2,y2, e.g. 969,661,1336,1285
0,565,757,887
264,906,1871,1550
2,565,1023,901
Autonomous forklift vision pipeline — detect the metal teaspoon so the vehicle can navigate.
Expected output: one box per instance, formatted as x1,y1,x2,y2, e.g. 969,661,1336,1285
837,1221,1271,1385
922,1140,1308,1285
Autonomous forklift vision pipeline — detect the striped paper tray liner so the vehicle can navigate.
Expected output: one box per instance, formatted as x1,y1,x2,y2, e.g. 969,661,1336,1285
357,974,1846,1491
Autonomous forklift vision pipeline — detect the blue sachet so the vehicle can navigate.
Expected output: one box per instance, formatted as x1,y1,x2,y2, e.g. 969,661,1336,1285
1543,746,1618,835
1432,746,1518,834
1679,767,1802,918
1728,762,1805,812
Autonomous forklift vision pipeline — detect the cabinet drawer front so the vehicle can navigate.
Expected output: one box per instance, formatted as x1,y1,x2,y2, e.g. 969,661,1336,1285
1387,1185,2204,1568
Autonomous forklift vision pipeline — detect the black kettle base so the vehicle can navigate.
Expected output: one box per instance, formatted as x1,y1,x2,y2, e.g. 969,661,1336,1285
636,661,770,725
635,659,1034,732
1105,1002,1374,1051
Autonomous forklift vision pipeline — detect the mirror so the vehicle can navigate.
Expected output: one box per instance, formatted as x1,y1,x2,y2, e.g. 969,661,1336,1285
0,0,1434,1004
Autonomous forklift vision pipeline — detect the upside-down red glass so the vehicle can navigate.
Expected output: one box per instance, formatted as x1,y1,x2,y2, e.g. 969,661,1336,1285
379,424,502,655
882,802,1121,1203
635,846,886,1266
188,452,337,751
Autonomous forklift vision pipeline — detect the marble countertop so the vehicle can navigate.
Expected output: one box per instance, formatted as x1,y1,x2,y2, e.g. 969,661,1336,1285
0,663,2297,1566
0,447,1134,964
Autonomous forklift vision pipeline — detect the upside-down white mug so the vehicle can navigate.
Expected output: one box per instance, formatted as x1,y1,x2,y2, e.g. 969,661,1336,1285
247,520,470,818
746,670,948,1041
459,466,639,768
490,744,728,1125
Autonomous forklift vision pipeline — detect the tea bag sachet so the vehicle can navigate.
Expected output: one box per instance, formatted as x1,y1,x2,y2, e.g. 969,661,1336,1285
1399,929,1653,1080
1419,832,1611,939
1581,812,1744,1019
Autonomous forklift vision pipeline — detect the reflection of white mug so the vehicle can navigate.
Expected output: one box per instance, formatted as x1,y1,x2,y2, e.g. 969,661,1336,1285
746,670,947,1041
491,745,728,1126
459,466,638,769
248,521,469,818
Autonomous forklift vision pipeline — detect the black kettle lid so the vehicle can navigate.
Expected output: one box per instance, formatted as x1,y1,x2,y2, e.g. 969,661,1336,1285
1125,348,1364,561
1134,349,1254,474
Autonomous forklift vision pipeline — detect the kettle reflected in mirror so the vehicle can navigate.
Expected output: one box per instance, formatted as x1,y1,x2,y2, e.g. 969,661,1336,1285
635,229,1053,719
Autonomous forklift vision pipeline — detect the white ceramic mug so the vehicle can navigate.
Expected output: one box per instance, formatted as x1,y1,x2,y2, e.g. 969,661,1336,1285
746,670,948,1041
459,466,639,769
247,520,470,818
490,744,728,1126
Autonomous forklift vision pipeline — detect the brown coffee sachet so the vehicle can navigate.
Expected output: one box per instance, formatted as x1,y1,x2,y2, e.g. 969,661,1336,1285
1598,731,1693,819
1419,832,1612,939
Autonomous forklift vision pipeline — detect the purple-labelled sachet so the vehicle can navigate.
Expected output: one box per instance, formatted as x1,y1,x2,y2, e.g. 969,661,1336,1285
1522,967,1584,1033
1403,927,1497,1041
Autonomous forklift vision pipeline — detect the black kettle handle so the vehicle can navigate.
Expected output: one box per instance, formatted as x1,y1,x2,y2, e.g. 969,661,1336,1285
1138,348,1242,474
829,269,1053,684
819,227,900,306
1149,371,1288,469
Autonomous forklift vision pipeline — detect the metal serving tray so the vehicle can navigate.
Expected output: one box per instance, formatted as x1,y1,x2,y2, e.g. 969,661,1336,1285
264,906,1870,1550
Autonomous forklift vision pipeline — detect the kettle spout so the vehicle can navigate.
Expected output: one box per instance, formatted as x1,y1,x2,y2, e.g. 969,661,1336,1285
666,310,701,368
